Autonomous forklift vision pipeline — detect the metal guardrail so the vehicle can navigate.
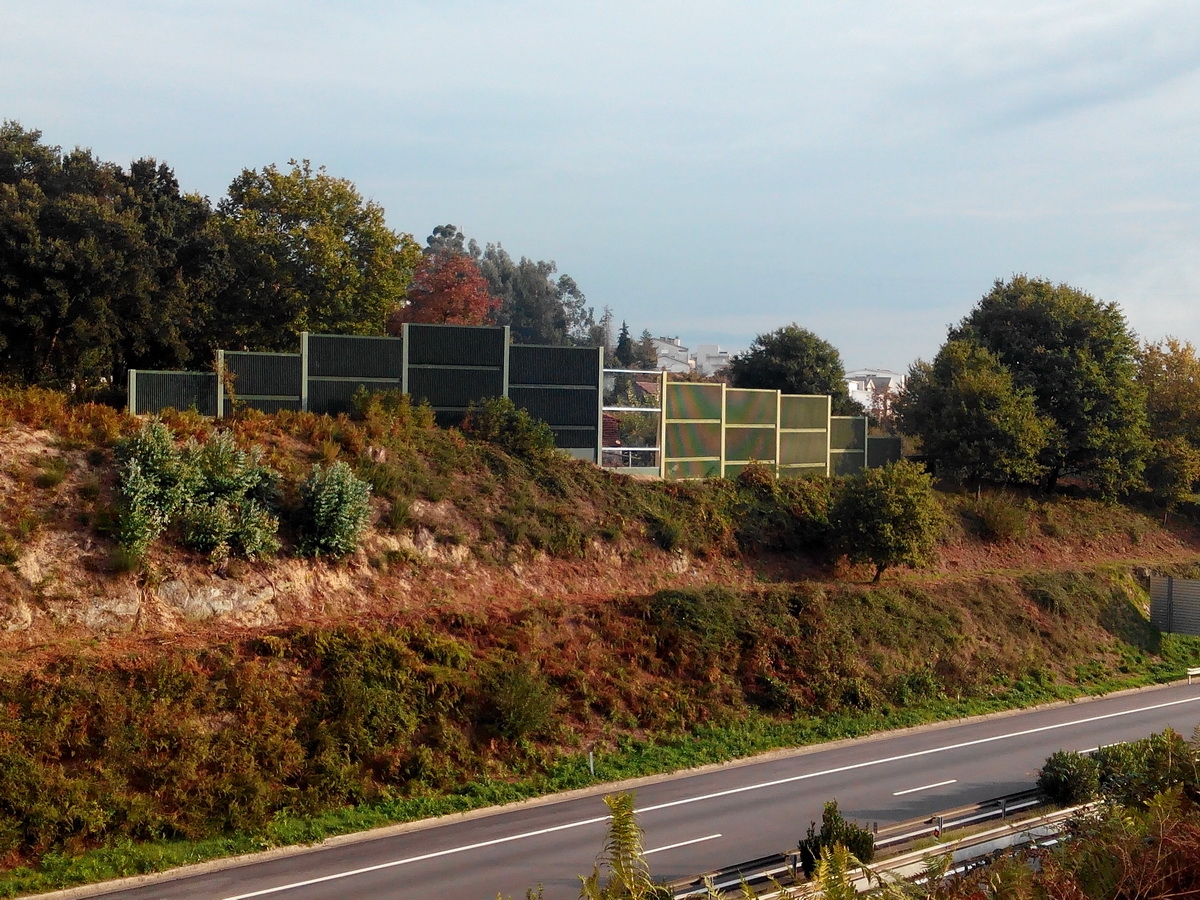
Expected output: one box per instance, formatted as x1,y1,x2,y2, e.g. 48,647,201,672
668,789,1050,898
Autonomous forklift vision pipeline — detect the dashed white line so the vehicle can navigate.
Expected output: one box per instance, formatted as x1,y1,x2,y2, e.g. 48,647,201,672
645,834,722,855
220,694,1200,899
893,779,956,796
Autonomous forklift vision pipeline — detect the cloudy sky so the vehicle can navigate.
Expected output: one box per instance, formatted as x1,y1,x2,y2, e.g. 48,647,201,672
3,1,1198,370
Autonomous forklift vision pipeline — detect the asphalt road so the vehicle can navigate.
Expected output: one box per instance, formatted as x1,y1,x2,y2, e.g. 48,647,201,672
66,682,1200,900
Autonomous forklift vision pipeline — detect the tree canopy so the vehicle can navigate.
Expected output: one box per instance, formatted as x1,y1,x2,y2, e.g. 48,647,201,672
945,276,1149,497
831,460,944,582
213,160,421,350
0,122,224,389
896,340,1051,490
727,324,858,413
388,249,498,328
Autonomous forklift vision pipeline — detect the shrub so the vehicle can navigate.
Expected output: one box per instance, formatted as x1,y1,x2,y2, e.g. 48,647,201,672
298,462,373,557
797,800,875,876
973,492,1027,542
481,664,557,740
831,460,944,582
114,424,281,560
462,396,556,460
351,387,435,434
1037,750,1100,805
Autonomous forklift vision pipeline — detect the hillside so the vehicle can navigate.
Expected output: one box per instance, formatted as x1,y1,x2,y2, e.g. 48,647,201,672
1,387,1199,892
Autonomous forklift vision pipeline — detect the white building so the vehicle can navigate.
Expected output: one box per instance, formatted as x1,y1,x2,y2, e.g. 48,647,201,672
844,368,905,411
693,344,730,377
651,336,693,374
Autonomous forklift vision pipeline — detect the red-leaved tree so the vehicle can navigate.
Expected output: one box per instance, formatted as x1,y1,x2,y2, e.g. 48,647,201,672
387,252,498,330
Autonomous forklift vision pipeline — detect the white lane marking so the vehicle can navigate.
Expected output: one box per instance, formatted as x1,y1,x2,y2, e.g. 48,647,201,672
221,693,1200,898
644,833,722,856
220,816,611,900
635,695,1200,815
893,779,956,796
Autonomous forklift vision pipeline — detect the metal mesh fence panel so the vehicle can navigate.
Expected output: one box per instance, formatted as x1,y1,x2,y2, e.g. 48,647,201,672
130,372,217,416
509,345,598,386
406,324,506,367
307,334,403,379
408,368,505,409
1150,576,1200,635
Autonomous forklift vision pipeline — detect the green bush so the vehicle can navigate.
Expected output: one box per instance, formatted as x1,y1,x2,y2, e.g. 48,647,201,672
831,461,944,582
1037,750,1100,805
481,664,557,740
462,396,556,460
973,492,1027,542
350,387,435,432
114,424,281,561
1094,729,1199,806
797,800,875,876
298,462,373,558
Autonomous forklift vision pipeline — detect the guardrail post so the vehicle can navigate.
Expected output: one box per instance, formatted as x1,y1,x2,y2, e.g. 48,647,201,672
1000,798,1007,819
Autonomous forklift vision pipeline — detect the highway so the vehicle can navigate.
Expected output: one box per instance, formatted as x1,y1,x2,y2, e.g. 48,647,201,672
59,682,1200,900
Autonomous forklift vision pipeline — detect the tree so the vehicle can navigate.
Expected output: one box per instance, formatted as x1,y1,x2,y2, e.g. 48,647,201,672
831,460,944,582
0,122,223,389
613,321,634,367
1144,437,1200,520
949,276,1149,497
473,241,595,345
632,330,658,370
895,340,1051,491
728,324,859,413
213,160,420,350
1139,338,1200,447
388,251,498,327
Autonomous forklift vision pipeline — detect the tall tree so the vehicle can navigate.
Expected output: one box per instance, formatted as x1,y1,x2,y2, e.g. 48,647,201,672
727,324,858,413
387,250,497,328
1139,338,1200,447
950,276,1149,496
213,160,420,350
613,321,634,368
473,241,596,345
0,122,221,389
896,340,1051,491
632,329,658,370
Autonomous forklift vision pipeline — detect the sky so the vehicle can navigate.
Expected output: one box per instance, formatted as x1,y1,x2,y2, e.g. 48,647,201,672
3,1,1199,371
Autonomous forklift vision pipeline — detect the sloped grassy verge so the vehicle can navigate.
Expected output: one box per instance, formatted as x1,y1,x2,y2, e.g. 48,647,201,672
2,568,1198,896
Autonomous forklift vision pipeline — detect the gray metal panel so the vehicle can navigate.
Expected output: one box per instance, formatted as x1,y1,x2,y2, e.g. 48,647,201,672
550,427,599,450
132,372,218,416
508,386,598,427
1149,576,1200,636
408,368,505,409
509,345,599,387
307,334,404,379
406,324,507,367
224,352,302,398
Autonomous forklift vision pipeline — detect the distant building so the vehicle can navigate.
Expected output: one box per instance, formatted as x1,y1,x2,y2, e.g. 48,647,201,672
651,336,693,374
844,368,905,412
694,344,730,377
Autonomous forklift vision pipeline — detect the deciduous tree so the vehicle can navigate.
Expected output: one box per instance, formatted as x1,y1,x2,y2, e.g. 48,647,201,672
728,324,859,413
896,340,1051,491
831,460,943,582
213,160,420,349
949,276,1149,497
388,251,498,327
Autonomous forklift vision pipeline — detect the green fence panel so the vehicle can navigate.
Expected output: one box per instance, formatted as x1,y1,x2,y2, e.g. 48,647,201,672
867,436,902,468
830,416,867,475
665,382,723,421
